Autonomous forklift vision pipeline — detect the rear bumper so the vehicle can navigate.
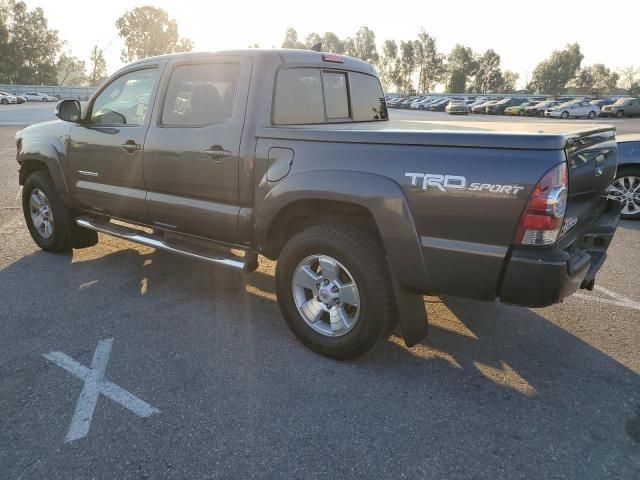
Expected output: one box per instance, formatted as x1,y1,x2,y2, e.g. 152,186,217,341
498,200,621,307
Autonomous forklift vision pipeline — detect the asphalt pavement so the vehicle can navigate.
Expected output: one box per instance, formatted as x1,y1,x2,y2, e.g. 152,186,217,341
1,109,639,479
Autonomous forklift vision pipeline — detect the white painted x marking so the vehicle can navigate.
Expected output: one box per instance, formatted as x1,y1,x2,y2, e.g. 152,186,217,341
43,338,160,442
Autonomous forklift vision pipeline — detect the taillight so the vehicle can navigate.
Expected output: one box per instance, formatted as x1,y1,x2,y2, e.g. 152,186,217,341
514,163,568,246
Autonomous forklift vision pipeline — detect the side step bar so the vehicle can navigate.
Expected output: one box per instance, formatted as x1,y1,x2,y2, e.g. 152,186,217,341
76,216,258,273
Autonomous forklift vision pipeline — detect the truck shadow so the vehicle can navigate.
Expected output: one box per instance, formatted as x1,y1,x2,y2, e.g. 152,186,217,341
1,244,639,467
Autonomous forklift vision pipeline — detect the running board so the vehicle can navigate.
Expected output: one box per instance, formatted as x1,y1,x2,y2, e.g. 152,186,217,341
76,216,258,273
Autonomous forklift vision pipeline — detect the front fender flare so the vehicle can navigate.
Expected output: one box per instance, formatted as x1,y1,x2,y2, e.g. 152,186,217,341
18,139,73,207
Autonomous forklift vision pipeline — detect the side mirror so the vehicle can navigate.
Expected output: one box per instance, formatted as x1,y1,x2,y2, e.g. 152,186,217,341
55,99,81,123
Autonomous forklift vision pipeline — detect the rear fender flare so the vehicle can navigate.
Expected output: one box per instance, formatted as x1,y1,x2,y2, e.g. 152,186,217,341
256,170,431,293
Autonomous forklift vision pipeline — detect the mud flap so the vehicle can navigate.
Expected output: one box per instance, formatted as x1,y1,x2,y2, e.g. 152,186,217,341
387,259,428,347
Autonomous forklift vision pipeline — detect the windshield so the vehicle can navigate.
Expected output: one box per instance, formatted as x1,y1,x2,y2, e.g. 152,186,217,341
497,99,512,104
613,98,631,106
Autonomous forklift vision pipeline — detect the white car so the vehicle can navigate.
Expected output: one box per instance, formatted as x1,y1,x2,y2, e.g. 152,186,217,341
0,92,18,105
21,92,59,102
545,100,600,119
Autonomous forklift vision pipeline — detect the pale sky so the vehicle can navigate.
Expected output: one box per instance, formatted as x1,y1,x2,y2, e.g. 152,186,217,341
29,0,639,89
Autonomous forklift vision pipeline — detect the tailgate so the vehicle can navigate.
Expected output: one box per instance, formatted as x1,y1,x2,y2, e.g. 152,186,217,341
561,129,617,239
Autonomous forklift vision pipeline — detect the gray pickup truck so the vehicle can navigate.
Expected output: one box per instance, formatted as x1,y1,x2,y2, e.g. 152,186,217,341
16,49,621,359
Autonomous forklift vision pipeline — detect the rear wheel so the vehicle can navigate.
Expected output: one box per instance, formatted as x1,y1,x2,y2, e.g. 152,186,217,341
616,110,624,119
0,98,7,105
561,111,569,119
518,110,525,116
588,111,596,119
275,224,394,360
608,167,640,220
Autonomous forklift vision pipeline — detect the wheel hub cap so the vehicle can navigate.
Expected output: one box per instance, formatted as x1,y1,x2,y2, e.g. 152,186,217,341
608,175,640,215
292,255,360,337
29,188,54,239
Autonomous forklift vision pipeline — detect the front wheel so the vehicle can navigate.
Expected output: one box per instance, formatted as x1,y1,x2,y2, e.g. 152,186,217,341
275,224,395,359
518,110,525,116
0,98,7,105
561,111,569,119
588,111,596,119
616,110,624,119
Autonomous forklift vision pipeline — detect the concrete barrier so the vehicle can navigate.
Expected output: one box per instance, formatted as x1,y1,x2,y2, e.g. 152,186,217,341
0,85,97,101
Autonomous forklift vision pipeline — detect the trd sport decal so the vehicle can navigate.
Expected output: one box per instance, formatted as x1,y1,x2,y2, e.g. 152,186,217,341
405,172,525,196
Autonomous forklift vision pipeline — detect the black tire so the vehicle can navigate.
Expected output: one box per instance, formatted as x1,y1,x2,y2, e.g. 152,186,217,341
588,111,596,119
561,111,569,119
41,97,47,102
23,171,73,252
518,110,525,116
616,110,624,119
275,224,395,360
0,98,7,105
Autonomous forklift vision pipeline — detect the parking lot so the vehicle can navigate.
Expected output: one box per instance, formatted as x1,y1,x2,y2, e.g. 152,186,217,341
1,106,639,479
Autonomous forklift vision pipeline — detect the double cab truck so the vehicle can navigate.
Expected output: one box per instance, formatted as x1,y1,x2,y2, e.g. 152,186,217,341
16,49,621,359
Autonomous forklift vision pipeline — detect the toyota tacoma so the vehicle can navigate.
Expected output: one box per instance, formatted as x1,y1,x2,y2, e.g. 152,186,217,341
16,49,621,359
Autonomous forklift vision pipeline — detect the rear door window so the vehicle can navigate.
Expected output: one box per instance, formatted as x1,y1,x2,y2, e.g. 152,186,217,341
162,63,239,126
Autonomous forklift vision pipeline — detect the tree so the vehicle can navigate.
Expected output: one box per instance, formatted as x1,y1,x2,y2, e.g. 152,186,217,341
56,50,86,86
445,44,476,92
398,40,416,93
116,6,193,62
322,32,344,54
87,44,107,86
471,49,503,93
344,26,378,64
0,1,60,84
618,65,640,92
572,64,619,91
498,71,519,93
281,27,305,49
530,43,583,95
304,32,322,49
376,40,401,91
413,30,444,93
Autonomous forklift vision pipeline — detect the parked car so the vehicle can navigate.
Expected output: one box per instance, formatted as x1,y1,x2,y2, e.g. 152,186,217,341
410,98,436,110
589,98,616,108
545,100,600,119
526,100,561,117
471,99,499,114
445,99,470,115
21,92,59,102
0,92,18,104
504,102,535,116
14,49,622,359
608,134,640,219
429,97,451,111
0,91,26,104
486,98,529,115
600,98,640,118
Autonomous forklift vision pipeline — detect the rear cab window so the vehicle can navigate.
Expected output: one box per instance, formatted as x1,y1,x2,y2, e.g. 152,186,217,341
273,67,387,125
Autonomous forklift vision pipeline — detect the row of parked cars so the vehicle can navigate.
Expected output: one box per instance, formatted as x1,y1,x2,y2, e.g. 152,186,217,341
386,95,640,119
0,91,59,105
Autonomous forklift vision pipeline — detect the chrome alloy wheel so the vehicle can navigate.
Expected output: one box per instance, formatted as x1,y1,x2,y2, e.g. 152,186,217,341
292,255,360,337
29,188,54,239
608,176,640,216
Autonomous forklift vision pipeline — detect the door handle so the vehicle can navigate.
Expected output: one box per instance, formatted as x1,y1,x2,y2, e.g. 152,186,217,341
204,146,232,161
120,141,141,153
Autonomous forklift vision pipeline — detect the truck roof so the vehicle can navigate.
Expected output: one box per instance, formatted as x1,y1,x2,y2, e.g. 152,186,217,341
126,48,375,74
259,120,617,150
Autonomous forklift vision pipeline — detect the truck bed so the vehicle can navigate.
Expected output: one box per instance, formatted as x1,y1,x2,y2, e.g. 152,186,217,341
258,120,616,150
